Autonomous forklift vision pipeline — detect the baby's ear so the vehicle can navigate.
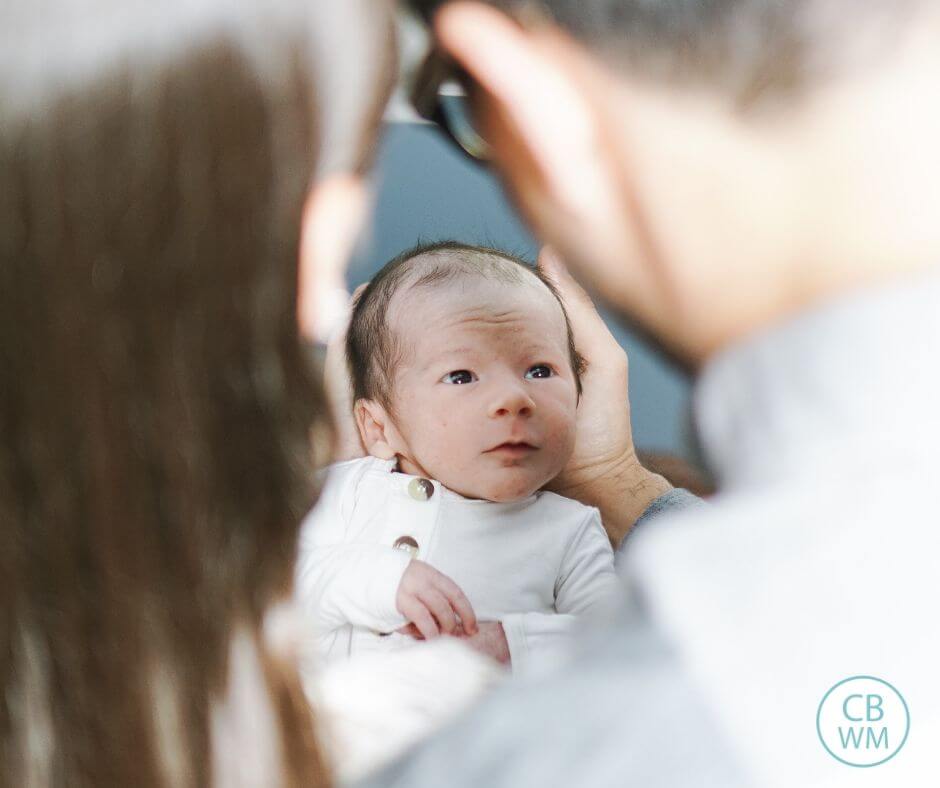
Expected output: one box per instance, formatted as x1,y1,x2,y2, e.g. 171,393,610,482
354,399,398,461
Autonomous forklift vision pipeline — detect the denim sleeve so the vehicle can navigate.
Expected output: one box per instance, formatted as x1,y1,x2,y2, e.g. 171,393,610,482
618,488,704,558
635,488,703,529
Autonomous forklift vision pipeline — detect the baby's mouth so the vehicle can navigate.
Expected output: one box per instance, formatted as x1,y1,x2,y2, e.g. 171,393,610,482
486,441,538,456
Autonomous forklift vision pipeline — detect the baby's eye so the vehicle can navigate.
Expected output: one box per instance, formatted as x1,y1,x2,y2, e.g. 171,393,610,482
525,364,554,380
441,369,477,385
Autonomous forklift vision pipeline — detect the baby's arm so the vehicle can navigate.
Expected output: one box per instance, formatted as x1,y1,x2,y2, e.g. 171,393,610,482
296,463,477,637
295,462,411,634
299,546,478,637
297,539,413,635
501,509,618,673
552,508,620,616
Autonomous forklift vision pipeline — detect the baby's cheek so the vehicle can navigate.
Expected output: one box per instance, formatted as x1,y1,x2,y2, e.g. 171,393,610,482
416,400,448,433
543,413,577,465
423,412,471,466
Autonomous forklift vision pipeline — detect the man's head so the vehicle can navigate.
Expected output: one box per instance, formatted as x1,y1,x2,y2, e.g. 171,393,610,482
348,242,584,501
410,1,940,367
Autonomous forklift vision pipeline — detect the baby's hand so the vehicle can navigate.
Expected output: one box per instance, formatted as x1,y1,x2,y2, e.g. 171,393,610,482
458,621,511,666
395,560,478,639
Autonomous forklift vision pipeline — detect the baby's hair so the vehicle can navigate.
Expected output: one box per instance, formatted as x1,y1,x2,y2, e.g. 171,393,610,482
347,241,586,413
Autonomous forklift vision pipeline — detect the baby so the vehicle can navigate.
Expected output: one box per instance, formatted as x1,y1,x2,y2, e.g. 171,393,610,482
296,242,618,675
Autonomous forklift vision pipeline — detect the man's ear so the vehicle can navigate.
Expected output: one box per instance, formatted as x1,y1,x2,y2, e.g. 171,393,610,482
434,2,618,222
298,174,370,342
354,399,399,461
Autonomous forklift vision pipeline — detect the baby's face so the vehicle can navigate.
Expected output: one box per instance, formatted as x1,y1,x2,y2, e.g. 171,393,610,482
386,277,578,502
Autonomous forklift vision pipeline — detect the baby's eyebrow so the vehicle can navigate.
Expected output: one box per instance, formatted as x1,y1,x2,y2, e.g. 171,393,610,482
422,342,561,369
419,346,477,371
438,346,476,357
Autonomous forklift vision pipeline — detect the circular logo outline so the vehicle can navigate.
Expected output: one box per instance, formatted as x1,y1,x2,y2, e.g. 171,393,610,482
816,675,910,768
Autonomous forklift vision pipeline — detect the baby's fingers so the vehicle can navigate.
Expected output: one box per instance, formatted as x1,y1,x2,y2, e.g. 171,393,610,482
418,587,458,635
434,575,477,635
400,597,440,640
397,623,425,639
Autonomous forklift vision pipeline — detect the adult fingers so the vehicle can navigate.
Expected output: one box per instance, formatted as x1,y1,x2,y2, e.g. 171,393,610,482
323,290,366,462
538,247,593,311
538,246,625,362
351,281,369,304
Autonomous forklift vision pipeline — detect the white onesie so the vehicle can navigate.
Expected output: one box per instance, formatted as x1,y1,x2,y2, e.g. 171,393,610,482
295,456,619,674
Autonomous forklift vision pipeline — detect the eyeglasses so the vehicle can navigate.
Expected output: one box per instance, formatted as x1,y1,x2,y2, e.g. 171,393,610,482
400,2,492,163
401,1,551,163
408,46,492,163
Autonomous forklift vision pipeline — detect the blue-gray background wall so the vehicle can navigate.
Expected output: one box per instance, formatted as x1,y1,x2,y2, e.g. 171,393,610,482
349,123,693,457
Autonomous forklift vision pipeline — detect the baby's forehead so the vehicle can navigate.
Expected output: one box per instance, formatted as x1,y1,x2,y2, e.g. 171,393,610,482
387,252,568,371
386,253,565,339
389,249,561,317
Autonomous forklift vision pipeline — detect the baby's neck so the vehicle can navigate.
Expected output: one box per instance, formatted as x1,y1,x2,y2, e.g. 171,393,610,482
394,454,430,479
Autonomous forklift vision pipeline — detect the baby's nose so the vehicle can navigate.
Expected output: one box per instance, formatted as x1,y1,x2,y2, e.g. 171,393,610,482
488,383,536,419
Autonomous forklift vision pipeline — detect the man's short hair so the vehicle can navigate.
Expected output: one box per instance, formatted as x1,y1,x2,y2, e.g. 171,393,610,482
347,241,586,411
408,0,923,108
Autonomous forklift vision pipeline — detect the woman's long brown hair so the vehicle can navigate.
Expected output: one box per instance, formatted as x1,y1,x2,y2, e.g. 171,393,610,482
0,3,336,785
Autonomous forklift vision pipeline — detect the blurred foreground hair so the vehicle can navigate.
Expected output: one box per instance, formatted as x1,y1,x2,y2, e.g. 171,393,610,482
0,1,345,784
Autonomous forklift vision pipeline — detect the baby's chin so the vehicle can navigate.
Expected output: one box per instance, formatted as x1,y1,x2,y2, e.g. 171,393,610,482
443,468,552,503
